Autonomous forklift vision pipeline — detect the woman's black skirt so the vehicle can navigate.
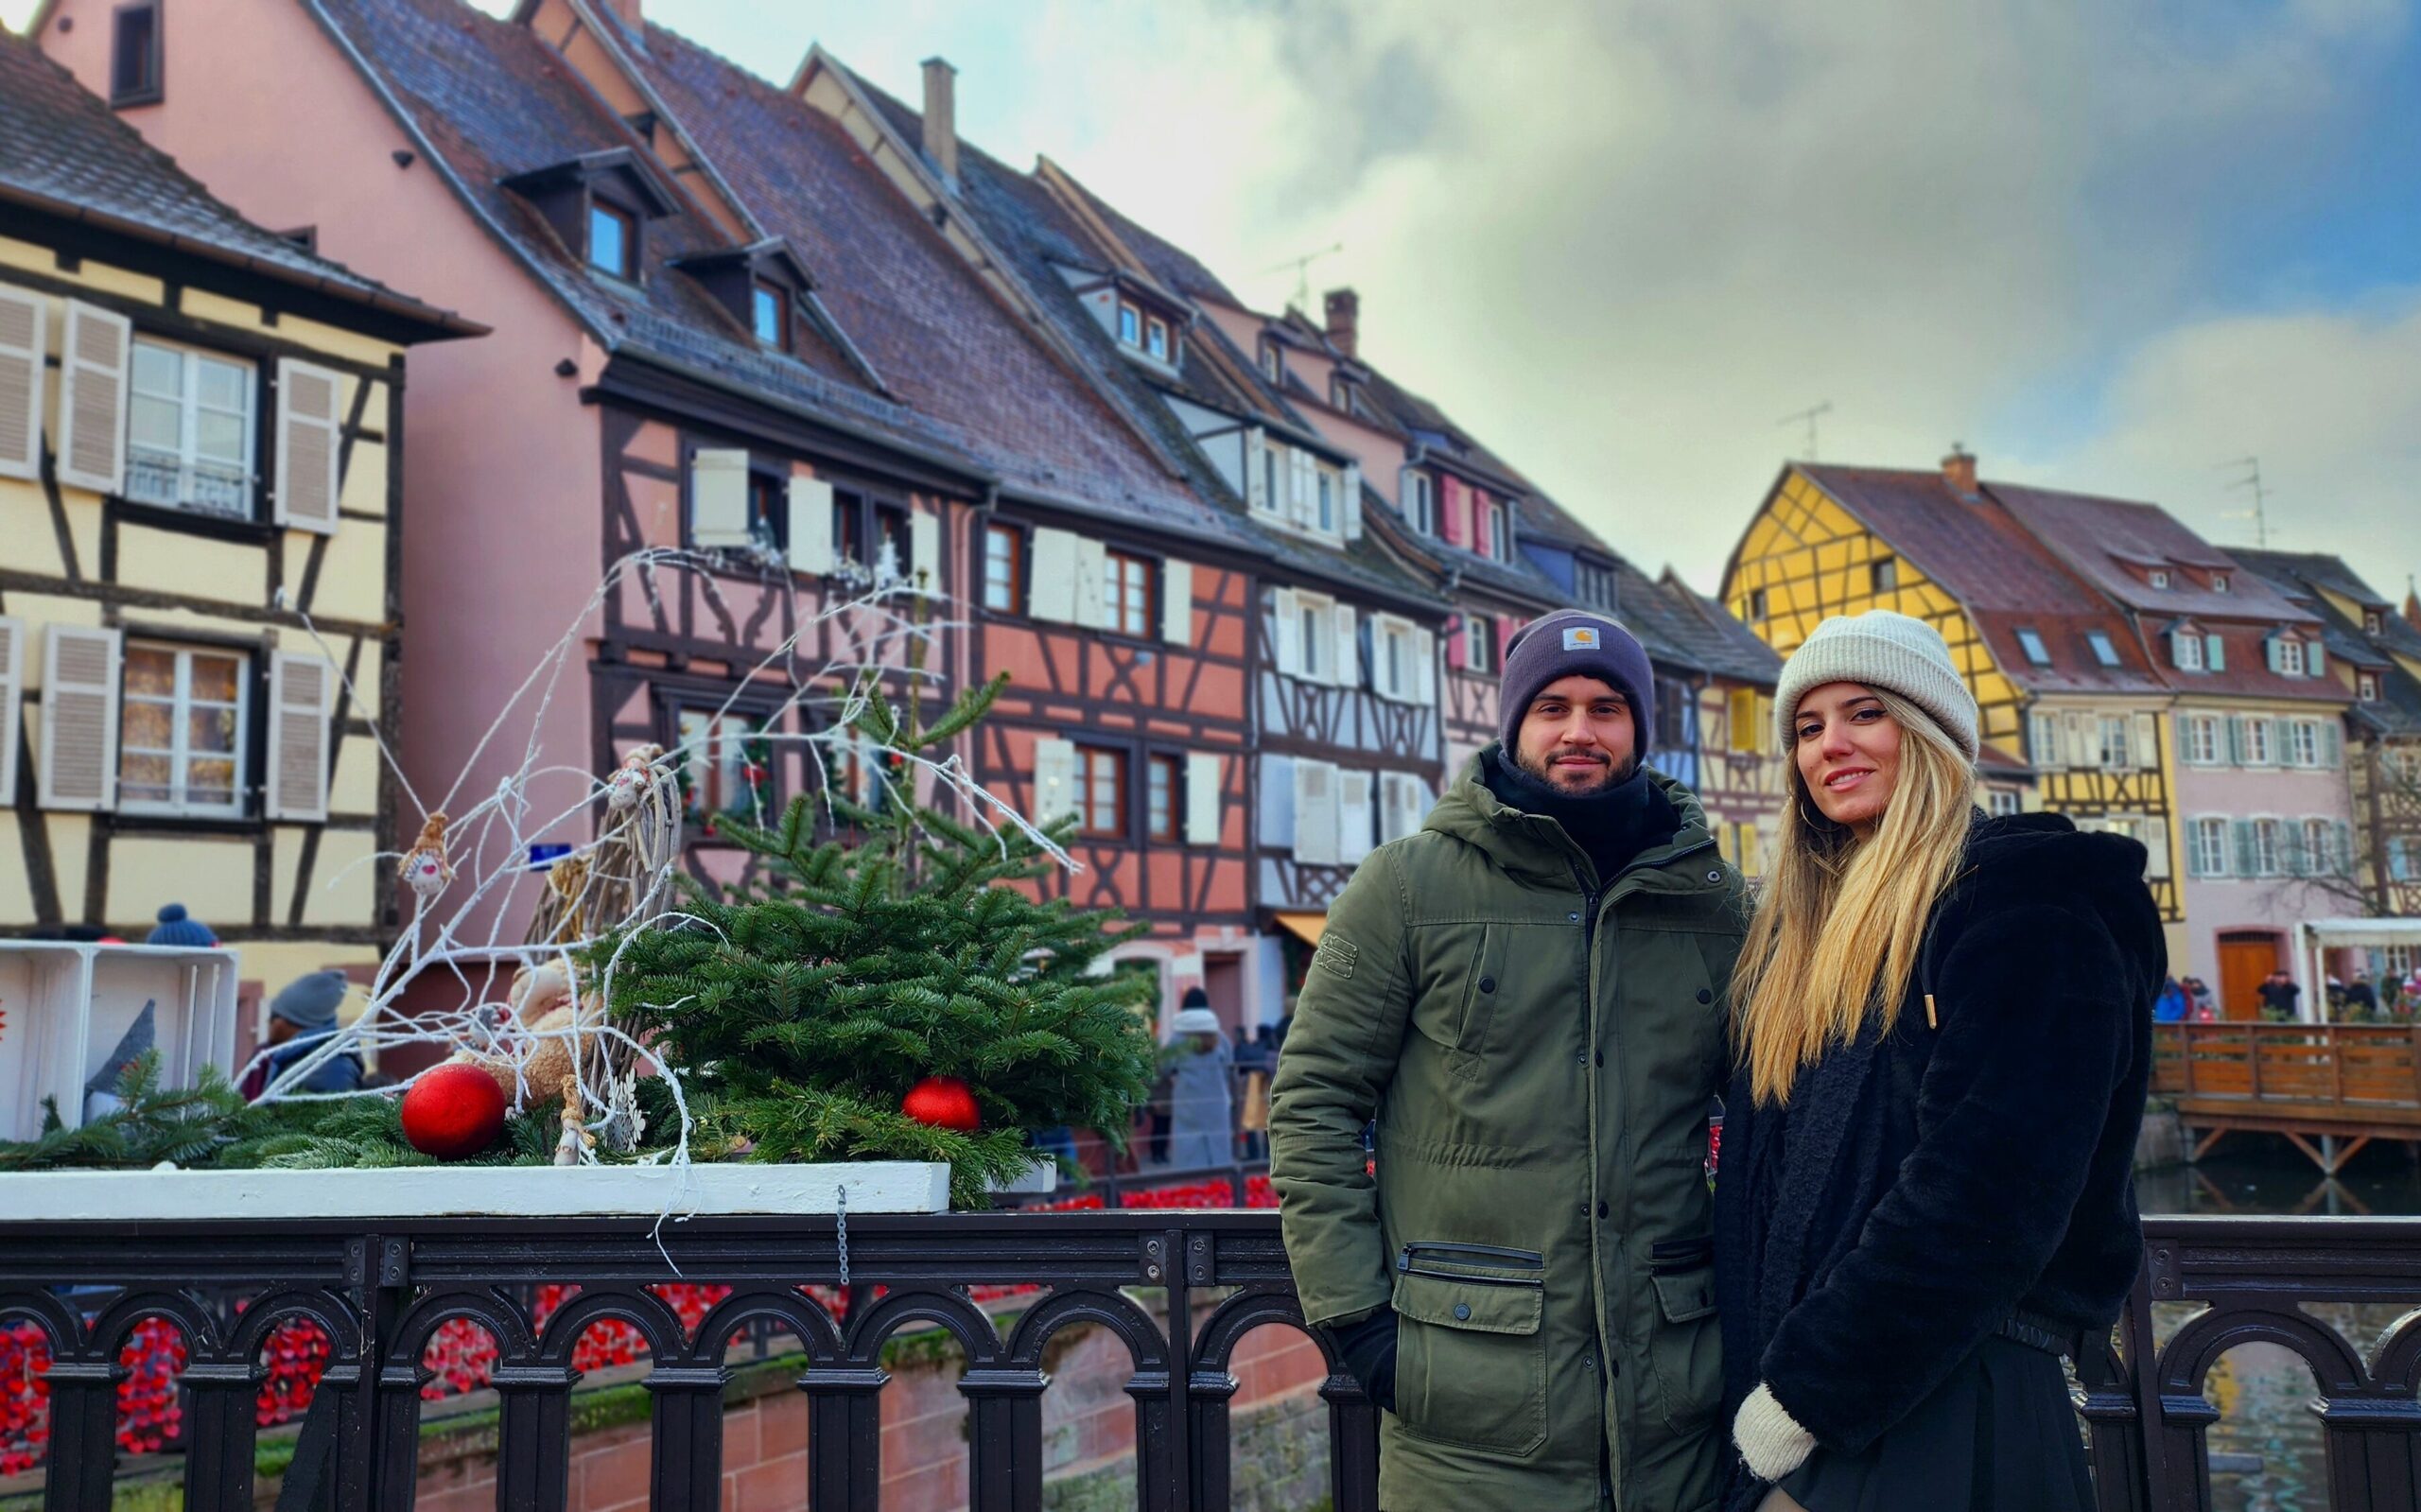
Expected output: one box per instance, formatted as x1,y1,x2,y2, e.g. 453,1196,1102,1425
1774,1332,2093,1512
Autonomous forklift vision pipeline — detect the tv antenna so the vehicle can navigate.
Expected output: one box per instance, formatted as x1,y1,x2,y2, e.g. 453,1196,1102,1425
2217,457,2274,547
1777,401,1833,461
1256,241,1342,315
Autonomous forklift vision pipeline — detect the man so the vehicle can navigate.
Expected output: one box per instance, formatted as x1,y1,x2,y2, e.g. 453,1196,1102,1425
2257,970,2303,1020
240,970,366,1099
1271,609,1749,1512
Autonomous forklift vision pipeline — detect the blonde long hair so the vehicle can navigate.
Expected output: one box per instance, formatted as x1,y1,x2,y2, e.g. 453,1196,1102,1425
1732,687,1977,1105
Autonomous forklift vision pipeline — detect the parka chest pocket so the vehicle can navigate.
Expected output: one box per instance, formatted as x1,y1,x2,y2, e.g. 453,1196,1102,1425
1410,924,1512,1081
1391,1243,1547,1456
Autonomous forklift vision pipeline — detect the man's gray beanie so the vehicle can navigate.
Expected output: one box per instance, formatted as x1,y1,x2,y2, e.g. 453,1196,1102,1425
1498,610,1657,756
1771,610,1980,759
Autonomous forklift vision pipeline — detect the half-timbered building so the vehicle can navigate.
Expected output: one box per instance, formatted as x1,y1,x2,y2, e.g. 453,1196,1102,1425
2232,550,2421,931
0,30,477,995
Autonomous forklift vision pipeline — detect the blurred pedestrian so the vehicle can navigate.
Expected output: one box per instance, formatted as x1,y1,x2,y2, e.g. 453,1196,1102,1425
144,903,217,947
1166,988,1233,1170
240,970,365,1099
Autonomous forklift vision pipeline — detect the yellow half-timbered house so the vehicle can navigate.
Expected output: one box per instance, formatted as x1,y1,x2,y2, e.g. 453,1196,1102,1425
0,35,477,992
1724,455,2185,940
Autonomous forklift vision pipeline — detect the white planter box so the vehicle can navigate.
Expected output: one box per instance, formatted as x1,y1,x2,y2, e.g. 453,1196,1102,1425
0,941,239,1141
0,1160,952,1221
990,1158,1059,1196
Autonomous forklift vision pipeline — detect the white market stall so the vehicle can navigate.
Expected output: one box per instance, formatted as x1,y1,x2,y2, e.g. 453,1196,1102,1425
2291,916,2421,1021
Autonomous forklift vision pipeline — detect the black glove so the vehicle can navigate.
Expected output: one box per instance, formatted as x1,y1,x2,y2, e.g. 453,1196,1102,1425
1327,1306,1400,1413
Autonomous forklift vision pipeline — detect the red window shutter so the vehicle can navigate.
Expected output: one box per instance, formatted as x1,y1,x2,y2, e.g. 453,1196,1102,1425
1441,477,1471,547
1446,617,1467,670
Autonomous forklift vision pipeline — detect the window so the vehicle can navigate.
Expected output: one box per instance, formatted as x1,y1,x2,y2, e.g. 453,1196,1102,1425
982,523,1023,613
1316,468,1335,533
2194,817,2230,877
2288,719,2322,767
1485,502,1510,560
2087,632,2121,668
2302,818,2334,875
1988,789,2022,817
2212,573,2230,594
831,492,864,569
1870,557,1898,594
746,470,784,553
588,200,636,280
2367,610,2385,635
2029,710,2062,768
1074,745,1123,839
110,2,163,106
1298,599,1324,681
1105,550,1154,638
2361,672,2381,702
1404,472,1433,535
2391,836,2413,883
1729,687,1761,754
2015,628,2051,666
118,643,248,817
2278,637,2306,677
1748,588,1768,620
2099,715,2131,768
678,709,774,827
1118,303,1141,346
1261,446,1281,517
2253,819,2283,877
126,338,255,517
2186,715,2221,765
1262,341,1282,384
2150,570,2171,590
1657,681,1691,750
2173,632,2204,671
1329,374,1349,408
875,506,912,583
1144,315,1170,361
751,280,789,350
1463,614,1494,675
2243,718,2273,765
1145,753,1179,843
1576,560,1616,612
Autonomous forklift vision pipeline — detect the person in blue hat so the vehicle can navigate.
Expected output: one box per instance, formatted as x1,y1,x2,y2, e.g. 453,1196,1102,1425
144,903,217,947
240,970,365,1099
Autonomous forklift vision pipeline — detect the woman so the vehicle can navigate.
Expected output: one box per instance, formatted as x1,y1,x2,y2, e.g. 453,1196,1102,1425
1712,611,2162,1511
1165,991,1236,1170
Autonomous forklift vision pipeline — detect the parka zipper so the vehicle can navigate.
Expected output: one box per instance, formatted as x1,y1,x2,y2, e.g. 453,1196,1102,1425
1398,1242,1546,1287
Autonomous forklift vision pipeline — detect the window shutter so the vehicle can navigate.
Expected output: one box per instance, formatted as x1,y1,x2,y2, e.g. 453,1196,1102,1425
1072,536,1107,628
1337,769,1375,864
1272,587,1301,676
2166,629,2184,669
265,652,333,822
2133,712,2157,770
0,287,44,481
2233,820,2256,878
1332,603,1358,688
56,301,131,495
1445,614,1468,672
2144,817,2171,879
2308,639,2325,679
786,475,834,574
37,624,121,811
2336,820,2354,876
1026,529,1079,622
2321,720,2342,768
272,359,342,533
1294,757,1338,865
1184,752,1222,846
1341,462,1363,541
909,510,940,589
0,617,20,804
1414,628,1437,705
2183,819,2203,879
1258,754,1296,849
2263,634,2283,675
1294,449,1317,528
1032,738,1078,825
1442,478,1470,547
2205,634,2225,671
2172,712,2192,764
1497,616,1521,674
2226,716,2246,765
1245,428,1268,513
690,448,753,548
2064,712,2090,769
1161,558,1193,645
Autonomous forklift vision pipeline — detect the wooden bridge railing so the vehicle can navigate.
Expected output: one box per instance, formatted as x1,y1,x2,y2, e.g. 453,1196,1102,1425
2152,1022,2421,1113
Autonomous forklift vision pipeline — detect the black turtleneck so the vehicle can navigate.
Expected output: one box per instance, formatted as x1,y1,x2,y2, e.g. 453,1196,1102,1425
1482,747,1680,886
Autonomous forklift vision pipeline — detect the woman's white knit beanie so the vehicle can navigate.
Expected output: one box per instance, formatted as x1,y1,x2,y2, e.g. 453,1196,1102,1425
1771,610,1980,760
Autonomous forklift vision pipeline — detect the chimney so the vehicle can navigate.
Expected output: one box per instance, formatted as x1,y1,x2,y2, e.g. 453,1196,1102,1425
599,0,642,32
922,57,959,186
1323,287,1359,359
1942,443,1978,497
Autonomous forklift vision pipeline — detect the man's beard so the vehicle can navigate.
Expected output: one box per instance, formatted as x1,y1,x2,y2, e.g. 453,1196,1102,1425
1515,745,1634,795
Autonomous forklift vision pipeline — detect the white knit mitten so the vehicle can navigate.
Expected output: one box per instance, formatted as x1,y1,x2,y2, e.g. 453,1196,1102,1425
1733,1382,1817,1482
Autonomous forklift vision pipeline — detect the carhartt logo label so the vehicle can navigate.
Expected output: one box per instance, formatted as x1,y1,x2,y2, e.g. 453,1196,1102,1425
1315,934,1359,980
1563,627,1601,651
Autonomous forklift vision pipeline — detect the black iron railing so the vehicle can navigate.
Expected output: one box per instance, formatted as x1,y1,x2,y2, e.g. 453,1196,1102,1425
2,1212,2417,1511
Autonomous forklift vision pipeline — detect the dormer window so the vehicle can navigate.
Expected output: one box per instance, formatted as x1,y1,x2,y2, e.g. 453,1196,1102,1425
111,1,164,107
2361,672,2381,702
2173,630,2204,671
1403,471,1434,534
2368,610,2385,635
1118,303,1141,345
752,280,791,351
2087,631,2120,668
1576,559,1617,613
504,150,675,289
1145,315,1171,361
2212,572,2230,594
588,201,636,280
2150,569,2171,590
1263,341,1282,384
2016,628,2051,666
2278,636,2306,677
672,240,814,356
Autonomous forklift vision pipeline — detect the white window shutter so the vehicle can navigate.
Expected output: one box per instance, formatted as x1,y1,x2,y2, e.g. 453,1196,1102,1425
1337,769,1374,864
2143,817,2171,879
2322,720,2342,768
2133,712,2158,771
2063,712,2089,769
0,616,21,804
1184,751,1222,845
1161,558,1193,645
909,510,940,588
1032,738,1078,825
1341,462,1363,541
1258,754,1296,849
0,287,45,481
1245,428,1268,513
690,448,753,548
38,624,121,811
1290,448,1314,527
56,301,131,495
1294,757,1338,865
1332,603,1358,688
2264,634,2284,675
1413,627,1437,705
2206,634,2225,672
1029,529,1080,623
1072,536,1108,629
1272,587,1301,676
2308,639,2325,679
786,475,834,573
265,652,333,822
273,359,342,534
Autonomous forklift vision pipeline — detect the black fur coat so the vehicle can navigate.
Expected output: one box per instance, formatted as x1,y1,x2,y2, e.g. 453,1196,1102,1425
1713,811,2164,1486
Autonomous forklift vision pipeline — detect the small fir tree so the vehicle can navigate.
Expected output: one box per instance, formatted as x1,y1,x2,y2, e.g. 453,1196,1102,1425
599,668,1158,1208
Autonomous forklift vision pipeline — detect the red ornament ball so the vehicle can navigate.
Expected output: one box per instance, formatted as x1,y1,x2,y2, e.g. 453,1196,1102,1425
900,1075,981,1132
400,1064,509,1160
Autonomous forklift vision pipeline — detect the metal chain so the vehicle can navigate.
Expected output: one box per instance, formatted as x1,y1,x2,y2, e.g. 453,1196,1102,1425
835,1182,849,1290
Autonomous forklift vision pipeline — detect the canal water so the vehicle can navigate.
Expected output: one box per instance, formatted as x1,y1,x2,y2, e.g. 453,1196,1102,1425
2133,1142,2421,1511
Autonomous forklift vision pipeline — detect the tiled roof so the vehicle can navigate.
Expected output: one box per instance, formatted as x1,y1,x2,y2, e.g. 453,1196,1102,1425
1792,465,2167,697
2228,550,2421,734
1988,483,2316,625
1656,569,1784,686
1032,158,1241,307
0,25,474,337
1354,362,1528,491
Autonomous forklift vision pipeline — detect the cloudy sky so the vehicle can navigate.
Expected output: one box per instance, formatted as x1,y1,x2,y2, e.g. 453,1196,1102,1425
16,0,2417,598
